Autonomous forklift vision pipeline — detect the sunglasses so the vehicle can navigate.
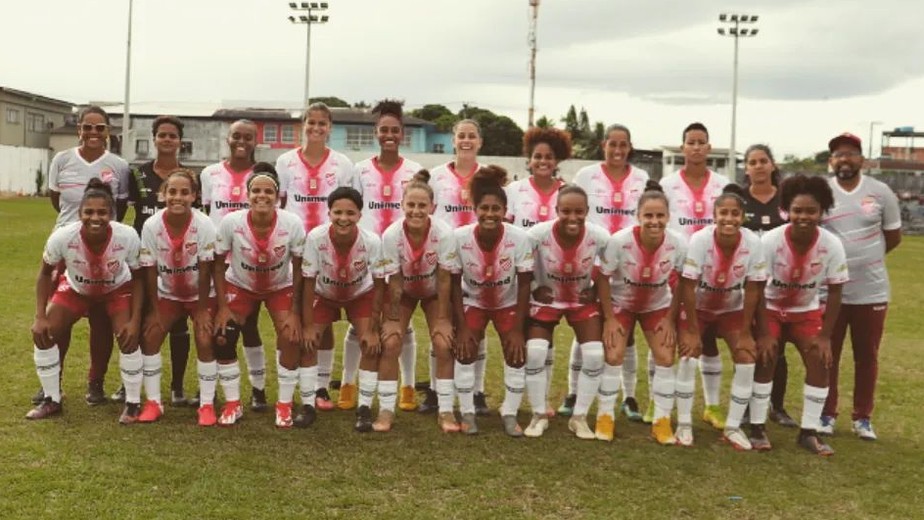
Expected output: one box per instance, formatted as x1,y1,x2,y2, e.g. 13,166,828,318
80,123,108,133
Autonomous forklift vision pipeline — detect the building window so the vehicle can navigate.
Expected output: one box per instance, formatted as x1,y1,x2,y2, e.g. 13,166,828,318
281,125,296,144
432,143,445,153
180,140,193,156
346,126,375,149
263,124,278,143
402,131,412,148
6,108,20,124
26,113,46,133
136,139,150,156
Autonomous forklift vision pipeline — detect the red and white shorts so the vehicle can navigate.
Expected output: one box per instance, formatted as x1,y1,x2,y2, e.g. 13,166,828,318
464,305,517,334
226,283,293,318
611,305,670,334
679,308,744,338
312,290,375,324
51,279,132,317
530,303,600,326
157,296,217,321
766,308,823,340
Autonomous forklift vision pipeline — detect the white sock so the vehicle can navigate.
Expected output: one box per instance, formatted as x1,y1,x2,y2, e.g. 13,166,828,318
429,348,437,391
500,363,525,417
454,361,476,414
341,327,361,386
197,360,218,406
525,339,549,415
378,380,398,412
622,341,638,400
802,384,829,431
243,345,266,391
358,369,377,408
399,327,416,388
675,357,698,425
34,346,61,402
299,365,318,406
726,363,755,429
277,363,298,404
573,341,603,416
120,349,144,404
474,338,487,393
647,349,656,402
142,353,163,403
597,362,623,419
316,350,333,391
749,382,773,425
652,365,676,421
436,378,454,413
218,361,241,402
545,343,555,399
567,338,581,396
700,354,723,407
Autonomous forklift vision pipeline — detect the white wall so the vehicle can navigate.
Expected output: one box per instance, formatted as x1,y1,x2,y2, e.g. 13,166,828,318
0,145,50,194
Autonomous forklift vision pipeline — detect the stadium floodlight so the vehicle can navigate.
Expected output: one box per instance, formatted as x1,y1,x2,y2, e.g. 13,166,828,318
288,1,331,106
717,12,760,178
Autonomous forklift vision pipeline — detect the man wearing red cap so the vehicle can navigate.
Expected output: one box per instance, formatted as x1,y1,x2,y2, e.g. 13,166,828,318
820,132,902,440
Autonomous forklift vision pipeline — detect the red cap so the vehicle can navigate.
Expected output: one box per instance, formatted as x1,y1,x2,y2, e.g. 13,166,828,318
828,132,862,153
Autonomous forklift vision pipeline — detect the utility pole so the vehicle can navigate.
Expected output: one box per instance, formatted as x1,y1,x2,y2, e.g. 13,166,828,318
527,0,539,128
717,13,759,177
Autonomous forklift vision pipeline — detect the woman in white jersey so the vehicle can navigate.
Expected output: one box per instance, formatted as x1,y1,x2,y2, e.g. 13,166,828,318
136,170,220,426
213,166,307,428
524,185,610,439
276,102,353,412
597,181,687,445
565,123,650,422
423,118,484,415
677,184,768,449
343,100,423,412
449,166,534,436
659,122,731,430
378,171,457,432
301,187,385,433
28,180,143,423
43,105,131,407
749,175,847,456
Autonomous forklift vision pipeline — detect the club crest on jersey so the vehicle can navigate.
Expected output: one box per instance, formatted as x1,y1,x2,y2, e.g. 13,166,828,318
581,256,592,269
100,168,114,183
107,259,120,274
325,172,337,186
185,242,198,256
810,261,823,275
274,245,286,258
660,259,672,273
499,256,512,272
353,260,366,272
425,251,438,266
733,264,745,278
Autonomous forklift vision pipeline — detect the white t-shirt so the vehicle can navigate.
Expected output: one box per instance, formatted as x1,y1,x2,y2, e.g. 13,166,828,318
660,169,731,241
199,161,254,226
600,227,687,313
215,209,305,293
527,220,610,308
276,148,353,233
381,218,458,300
139,209,217,301
352,156,423,235
48,148,131,228
505,177,564,229
572,163,650,234
302,223,384,302
43,221,140,296
762,224,849,313
682,225,767,314
448,223,534,310
429,161,479,228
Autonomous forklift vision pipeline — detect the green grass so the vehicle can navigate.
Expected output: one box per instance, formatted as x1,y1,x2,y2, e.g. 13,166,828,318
1,197,922,519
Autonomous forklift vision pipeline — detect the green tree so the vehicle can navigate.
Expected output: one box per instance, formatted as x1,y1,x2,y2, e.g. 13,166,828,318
308,96,350,108
535,115,555,128
460,104,524,156
352,100,370,109
780,153,829,176
410,104,454,122
561,105,580,136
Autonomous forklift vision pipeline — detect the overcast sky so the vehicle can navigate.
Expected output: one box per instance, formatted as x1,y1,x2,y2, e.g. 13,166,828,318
4,0,923,157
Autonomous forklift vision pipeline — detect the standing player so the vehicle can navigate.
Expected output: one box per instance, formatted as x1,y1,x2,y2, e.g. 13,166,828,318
44,105,131,406
200,120,270,412
820,133,901,440
213,167,306,427
749,174,847,455
137,170,219,425
345,100,422,412
505,127,570,415
566,123,650,422
276,102,353,412
28,180,143,423
524,186,610,439
597,181,687,445
379,172,458,432
678,185,767,449
301,187,385,432
660,122,731,429
449,166,534,436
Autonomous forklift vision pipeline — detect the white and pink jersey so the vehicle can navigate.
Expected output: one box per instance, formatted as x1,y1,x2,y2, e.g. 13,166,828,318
352,156,423,235
139,209,217,302
302,224,384,302
448,223,534,310
573,163,650,234
682,225,767,314
600,227,687,313
381,218,457,300
43,221,140,296
505,177,565,229
276,148,353,233
762,224,849,313
215,209,305,293
199,161,254,226
430,161,479,228
660,169,731,241
48,148,131,228
527,220,610,308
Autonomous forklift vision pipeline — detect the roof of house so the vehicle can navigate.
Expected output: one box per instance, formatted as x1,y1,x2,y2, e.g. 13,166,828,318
0,86,74,108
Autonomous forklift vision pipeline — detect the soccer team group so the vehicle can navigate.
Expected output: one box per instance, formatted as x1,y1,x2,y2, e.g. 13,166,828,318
25,99,901,456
